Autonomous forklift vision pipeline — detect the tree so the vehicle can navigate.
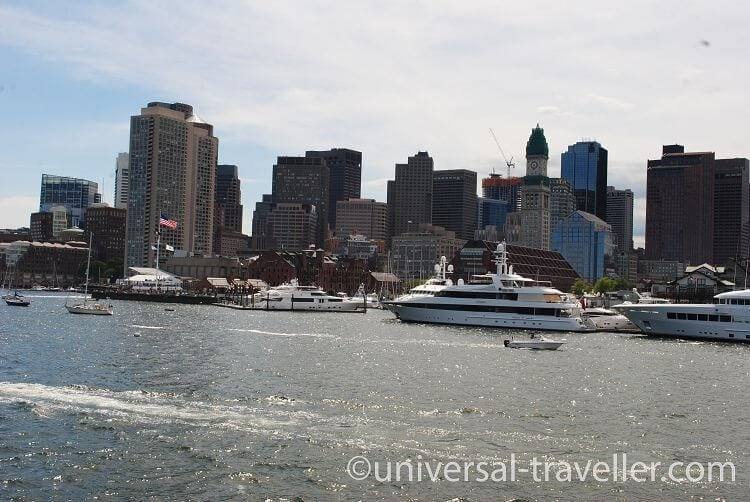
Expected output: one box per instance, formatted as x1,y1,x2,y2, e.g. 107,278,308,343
570,278,593,296
593,277,620,293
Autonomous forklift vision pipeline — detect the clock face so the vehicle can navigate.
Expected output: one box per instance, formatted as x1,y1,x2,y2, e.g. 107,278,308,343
530,160,539,170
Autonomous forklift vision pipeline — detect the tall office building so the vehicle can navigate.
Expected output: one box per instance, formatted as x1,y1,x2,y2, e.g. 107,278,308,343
114,152,130,209
561,141,608,221
481,174,522,211
335,198,388,242
39,174,101,228
550,178,577,234
250,194,274,251
266,203,318,251
30,212,54,242
388,151,434,238
272,156,329,246
305,148,361,229
506,125,551,250
432,169,477,241
606,186,634,252
477,197,509,238
125,102,218,269
645,145,714,264
713,158,750,264
215,164,243,233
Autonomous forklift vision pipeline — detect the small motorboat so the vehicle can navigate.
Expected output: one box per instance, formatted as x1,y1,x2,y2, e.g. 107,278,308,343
65,303,113,315
504,334,564,350
4,291,31,307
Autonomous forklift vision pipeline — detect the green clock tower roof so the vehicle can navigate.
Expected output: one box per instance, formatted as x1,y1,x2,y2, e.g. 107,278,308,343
526,124,549,158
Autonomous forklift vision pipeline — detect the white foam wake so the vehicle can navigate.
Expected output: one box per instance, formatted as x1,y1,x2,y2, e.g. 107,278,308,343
228,328,337,339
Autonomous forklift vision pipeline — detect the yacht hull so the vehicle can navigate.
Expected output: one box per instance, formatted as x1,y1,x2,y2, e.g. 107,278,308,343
617,304,750,342
256,299,362,312
65,305,113,315
390,304,593,332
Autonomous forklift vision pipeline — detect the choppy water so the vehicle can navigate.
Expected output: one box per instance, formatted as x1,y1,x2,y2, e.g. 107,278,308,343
1,294,748,500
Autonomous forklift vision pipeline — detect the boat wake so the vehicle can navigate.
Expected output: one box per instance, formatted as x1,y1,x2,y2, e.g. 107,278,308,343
129,324,166,330
228,328,338,340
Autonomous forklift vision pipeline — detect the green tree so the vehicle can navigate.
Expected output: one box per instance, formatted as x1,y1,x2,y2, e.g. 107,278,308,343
570,278,593,296
593,277,619,293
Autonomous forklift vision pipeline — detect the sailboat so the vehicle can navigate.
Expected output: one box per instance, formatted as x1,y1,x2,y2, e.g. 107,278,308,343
65,233,113,316
3,265,30,307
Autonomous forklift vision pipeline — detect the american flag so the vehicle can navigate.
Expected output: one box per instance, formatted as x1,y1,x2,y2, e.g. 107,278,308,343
159,213,178,229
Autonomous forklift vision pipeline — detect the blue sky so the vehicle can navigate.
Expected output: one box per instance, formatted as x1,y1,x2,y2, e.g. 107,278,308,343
1,0,749,248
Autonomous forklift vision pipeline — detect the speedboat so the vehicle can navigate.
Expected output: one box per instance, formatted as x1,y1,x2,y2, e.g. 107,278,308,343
582,307,637,332
385,242,595,332
504,334,564,350
4,291,30,307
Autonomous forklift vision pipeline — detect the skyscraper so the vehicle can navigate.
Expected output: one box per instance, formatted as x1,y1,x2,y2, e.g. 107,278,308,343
39,174,101,228
388,151,434,238
215,164,243,233
481,174,523,211
114,152,130,209
550,178,577,234
125,102,218,269
85,203,126,263
713,158,750,264
305,148,362,229
250,194,274,251
272,156,329,246
645,145,714,264
477,197,509,238
432,169,477,241
606,186,634,252
506,125,551,250
561,141,608,221
266,203,318,251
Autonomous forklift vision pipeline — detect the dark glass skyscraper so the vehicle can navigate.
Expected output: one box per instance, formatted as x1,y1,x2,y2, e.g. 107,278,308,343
561,141,608,221
432,169,477,241
305,148,361,229
39,174,101,228
215,164,243,233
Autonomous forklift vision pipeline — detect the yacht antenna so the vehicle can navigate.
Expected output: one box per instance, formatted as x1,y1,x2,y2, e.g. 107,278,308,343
494,241,509,276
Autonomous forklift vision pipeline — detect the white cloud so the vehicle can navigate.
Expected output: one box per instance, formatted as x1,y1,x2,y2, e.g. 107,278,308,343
0,196,37,228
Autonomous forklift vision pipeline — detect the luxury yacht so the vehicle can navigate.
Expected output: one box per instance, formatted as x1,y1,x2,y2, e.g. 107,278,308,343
385,242,594,332
252,280,363,312
614,289,750,342
582,307,637,332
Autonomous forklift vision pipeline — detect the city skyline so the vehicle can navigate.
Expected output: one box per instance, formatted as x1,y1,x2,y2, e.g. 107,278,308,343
2,2,750,250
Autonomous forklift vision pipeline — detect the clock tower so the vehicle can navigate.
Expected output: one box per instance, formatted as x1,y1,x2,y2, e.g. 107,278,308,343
525,124,549,176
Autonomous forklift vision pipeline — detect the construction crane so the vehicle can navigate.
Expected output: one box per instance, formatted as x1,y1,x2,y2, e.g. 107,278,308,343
489,128,515,179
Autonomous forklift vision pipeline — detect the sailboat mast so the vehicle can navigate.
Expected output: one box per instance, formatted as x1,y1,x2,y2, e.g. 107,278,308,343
84,232,92,303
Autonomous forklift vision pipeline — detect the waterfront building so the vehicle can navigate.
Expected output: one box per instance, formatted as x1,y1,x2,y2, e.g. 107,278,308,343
335,198,388,242
30,212,54,242
606,186,634,252
84,204,126,263
613,252,638,284
550,178,577,234
266,203,318,251
388,151,434,238
305,148,362,230
637,259,685,284
432,169,478,241
391,224,465,280
0,228,32,243
561,141,608,221
164,255,245,281
114,152,130,209
39,174,101,228
272,156,329,246
551,210,614,283
0,240,88,288
125,102,218,269
448,240,581,292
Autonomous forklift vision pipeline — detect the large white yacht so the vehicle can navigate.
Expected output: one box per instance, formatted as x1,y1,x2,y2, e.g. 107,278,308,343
614,289,750,342
385,242,594,332
251,280,363,312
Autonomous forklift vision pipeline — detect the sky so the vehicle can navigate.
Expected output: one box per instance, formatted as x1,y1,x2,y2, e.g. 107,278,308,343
1,1,749,248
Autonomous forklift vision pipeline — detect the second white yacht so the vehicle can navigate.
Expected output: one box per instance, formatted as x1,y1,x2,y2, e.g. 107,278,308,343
252,280,363,312
385,242,594,332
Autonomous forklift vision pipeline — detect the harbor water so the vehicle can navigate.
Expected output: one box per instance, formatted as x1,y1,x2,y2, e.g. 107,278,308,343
1,294,747,500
